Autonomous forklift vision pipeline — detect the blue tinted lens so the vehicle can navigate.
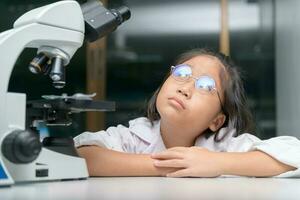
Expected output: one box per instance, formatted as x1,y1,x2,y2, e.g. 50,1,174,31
195,76,216,91
172,64,192,78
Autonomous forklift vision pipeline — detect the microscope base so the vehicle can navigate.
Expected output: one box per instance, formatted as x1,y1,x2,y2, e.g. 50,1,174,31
3,147,88,183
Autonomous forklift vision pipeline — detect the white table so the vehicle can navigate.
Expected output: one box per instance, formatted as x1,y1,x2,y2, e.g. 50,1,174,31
0,177,300,200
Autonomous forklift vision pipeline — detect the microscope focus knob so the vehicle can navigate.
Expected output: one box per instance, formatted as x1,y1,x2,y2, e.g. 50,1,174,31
1,130,42,164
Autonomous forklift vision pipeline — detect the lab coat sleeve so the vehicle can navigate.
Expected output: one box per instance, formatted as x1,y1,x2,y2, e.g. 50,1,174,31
224,134,300,177
73,125,141,153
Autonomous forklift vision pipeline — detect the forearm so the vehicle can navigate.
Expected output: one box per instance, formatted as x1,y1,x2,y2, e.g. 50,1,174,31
77,146,172,176
220,150,297,177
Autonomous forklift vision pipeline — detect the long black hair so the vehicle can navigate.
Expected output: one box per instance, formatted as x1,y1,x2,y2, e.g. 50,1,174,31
146,48,256,142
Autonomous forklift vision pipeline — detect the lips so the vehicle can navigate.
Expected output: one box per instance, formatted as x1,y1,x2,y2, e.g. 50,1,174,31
168,97,186,109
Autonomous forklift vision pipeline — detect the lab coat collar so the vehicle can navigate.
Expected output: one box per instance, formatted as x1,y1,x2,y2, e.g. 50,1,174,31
129,117,160,143
129,117,236,147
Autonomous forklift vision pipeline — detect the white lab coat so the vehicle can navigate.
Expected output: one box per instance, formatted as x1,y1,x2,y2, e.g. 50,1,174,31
74,117,300,177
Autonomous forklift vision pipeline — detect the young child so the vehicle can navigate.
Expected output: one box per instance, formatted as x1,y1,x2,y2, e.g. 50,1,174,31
74,48,300,178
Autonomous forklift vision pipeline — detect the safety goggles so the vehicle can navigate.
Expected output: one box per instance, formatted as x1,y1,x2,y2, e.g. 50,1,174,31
170,64,225,112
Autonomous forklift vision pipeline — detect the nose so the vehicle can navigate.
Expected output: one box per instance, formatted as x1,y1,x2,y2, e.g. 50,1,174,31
177,88,190,98
176,83,193,99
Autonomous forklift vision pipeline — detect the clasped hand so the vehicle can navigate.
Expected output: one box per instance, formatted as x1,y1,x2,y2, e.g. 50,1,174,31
151,147,224,178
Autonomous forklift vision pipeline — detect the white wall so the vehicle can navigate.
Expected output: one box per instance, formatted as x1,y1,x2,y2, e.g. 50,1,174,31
276,0,300,137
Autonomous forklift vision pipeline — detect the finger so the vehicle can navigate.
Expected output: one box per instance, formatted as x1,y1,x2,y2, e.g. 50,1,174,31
151,151,184,159
154,159,187,168
166,169,191,178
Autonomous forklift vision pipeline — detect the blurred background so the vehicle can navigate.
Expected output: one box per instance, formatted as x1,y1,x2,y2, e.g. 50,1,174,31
1,0,298,139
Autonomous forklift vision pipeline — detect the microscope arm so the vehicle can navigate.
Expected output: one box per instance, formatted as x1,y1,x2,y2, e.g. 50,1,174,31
0,1,84,137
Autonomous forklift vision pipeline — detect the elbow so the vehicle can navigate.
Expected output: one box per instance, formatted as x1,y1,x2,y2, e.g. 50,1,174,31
280,164,297,174
76,146,104,177
85,160,100,177
262,163,297,177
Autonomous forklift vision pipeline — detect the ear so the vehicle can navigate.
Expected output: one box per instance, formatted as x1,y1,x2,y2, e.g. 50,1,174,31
208,113,226,132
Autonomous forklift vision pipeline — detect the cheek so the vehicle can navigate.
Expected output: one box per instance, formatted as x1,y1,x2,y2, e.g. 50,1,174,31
156,86,168,114
156,80,178,117
156,91,163,113
187,95,220,121
156,78,173,106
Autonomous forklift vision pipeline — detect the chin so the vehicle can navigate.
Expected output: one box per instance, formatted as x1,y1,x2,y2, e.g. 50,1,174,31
158,106,184,123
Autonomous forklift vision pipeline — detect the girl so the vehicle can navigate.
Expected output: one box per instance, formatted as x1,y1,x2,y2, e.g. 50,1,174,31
74,48,300,178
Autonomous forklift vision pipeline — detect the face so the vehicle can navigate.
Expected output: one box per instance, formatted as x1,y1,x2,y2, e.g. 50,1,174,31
156,55,226,137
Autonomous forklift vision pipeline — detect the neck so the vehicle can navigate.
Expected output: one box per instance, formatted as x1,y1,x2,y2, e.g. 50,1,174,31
160,119,196,148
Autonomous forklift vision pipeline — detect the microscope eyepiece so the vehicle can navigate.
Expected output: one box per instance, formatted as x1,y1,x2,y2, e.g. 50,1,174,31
81,1,131,42
49,56,66,89
111,6,131,24
28,53,50,74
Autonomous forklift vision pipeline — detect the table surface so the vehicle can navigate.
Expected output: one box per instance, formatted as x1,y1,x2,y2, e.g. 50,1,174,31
0,177,300,200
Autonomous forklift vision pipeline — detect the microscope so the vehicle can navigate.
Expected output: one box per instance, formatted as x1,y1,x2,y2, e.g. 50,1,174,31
0,0,130,186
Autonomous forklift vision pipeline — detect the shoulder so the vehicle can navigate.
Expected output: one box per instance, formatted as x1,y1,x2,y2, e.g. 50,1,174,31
128,117,153,127
194,127,260,152
128,117,160,143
